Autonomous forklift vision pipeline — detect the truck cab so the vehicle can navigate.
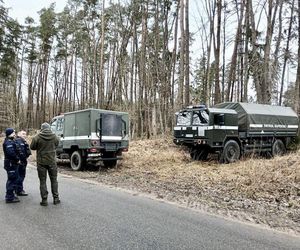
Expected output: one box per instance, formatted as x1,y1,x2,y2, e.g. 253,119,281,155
174,105,239,162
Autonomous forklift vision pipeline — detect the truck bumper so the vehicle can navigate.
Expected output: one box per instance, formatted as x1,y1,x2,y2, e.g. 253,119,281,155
173,138,194,145
86,156,123,163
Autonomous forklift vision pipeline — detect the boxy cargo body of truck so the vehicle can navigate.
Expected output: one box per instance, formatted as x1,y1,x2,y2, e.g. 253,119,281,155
51,108,129,170
173,102,299,163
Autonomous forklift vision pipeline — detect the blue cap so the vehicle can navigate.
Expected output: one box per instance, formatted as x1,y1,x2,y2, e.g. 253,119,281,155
5,128,14,137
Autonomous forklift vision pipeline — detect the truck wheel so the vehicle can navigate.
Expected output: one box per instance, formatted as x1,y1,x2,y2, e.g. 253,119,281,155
190,148,198,160
190,147,208,161
222,140,240,163
198,149,208,161
272,139,286,156
70,151,85,171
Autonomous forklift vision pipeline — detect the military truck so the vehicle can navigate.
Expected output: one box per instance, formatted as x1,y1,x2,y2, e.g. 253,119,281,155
173,102,299,163
50,108,129,170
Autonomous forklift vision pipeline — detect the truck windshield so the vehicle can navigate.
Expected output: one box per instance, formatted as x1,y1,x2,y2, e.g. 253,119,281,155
176,111,192,126
192,110,209,125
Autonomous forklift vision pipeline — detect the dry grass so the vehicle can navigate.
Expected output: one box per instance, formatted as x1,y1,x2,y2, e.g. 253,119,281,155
122,137,299,205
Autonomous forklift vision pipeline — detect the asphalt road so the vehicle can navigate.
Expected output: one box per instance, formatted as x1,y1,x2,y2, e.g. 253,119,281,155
0,162,300,250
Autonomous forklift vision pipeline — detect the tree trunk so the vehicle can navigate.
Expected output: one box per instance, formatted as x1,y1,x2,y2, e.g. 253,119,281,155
226,0,245,102
294,0,300,114
178,0,185,108
261,0,279,104
213,0,222,104
184,0,190,106
279,0,294,105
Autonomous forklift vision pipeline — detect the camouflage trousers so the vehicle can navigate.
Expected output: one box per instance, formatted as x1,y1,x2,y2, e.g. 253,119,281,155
37,164,59,200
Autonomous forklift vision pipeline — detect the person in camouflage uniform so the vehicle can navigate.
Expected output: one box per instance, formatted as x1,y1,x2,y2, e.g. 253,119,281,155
30,123,60,206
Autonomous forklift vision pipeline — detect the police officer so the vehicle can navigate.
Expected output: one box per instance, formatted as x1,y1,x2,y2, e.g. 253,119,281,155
3,128,20,203
15,130,31,196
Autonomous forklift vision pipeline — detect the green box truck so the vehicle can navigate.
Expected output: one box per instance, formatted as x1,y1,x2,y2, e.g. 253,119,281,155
173,102,299,163
50,108,129,170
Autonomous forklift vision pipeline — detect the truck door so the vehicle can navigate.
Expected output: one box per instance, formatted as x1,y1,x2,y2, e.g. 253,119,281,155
175,111,192,138
50,116,64,154
64,113,76,137
76,111,90,137
212,113,227,145
50,117,64,138
192,110,209,138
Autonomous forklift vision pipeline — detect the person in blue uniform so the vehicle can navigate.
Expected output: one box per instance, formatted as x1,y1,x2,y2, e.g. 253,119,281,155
15,130,31,196
2,128,20,203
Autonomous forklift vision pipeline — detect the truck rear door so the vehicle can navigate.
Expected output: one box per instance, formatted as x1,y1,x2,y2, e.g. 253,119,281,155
101,113,123,141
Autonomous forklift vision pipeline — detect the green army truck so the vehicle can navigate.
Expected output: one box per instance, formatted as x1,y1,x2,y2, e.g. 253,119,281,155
173,102,299,163
50,108,129,170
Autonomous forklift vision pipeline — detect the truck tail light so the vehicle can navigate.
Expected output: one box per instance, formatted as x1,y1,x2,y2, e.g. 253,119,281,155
89,148,98,153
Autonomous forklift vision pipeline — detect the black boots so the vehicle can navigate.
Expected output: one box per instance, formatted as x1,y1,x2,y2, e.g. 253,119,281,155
40,198,60,206
53,198,61,205
6,197,20,203
17,191,28,196
40,199,48,206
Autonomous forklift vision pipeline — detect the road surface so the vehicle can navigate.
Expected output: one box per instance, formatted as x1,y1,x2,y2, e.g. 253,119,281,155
0,161,299,249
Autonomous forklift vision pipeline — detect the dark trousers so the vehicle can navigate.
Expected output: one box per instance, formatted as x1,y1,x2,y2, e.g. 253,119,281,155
16,162,27,193
4,160,19,201
37,164,59,200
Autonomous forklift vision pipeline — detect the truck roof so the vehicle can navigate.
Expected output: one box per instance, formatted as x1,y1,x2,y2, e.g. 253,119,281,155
55,108,128,117
217,102,298,117
178,106,237,115
208,108,237,114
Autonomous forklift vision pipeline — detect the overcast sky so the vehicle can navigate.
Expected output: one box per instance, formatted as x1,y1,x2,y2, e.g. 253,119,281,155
4,0,67,23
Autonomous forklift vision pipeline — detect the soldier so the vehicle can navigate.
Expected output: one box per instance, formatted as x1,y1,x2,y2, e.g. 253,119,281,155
15,130,31,196
2,128,20,203
30,122,60,206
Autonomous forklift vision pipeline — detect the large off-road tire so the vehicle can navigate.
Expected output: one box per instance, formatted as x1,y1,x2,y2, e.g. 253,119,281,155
222,140,241,163
70,151,85,171
272,139,286,157
190,147,208,161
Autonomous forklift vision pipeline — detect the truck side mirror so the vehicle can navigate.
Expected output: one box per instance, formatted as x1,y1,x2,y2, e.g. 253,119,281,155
214,114,225,126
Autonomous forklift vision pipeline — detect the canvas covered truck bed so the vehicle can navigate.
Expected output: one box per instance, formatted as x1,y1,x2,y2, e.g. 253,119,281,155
214,102,299,136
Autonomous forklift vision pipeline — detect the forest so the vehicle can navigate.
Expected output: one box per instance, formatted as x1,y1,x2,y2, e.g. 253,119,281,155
0,0,300,138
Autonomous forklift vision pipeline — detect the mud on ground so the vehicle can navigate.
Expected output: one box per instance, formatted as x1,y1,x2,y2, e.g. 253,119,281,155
54,137,300,235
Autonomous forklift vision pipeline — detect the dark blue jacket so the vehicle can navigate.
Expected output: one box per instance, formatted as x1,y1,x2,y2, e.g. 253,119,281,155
3,138,20,162
15,137,31,163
